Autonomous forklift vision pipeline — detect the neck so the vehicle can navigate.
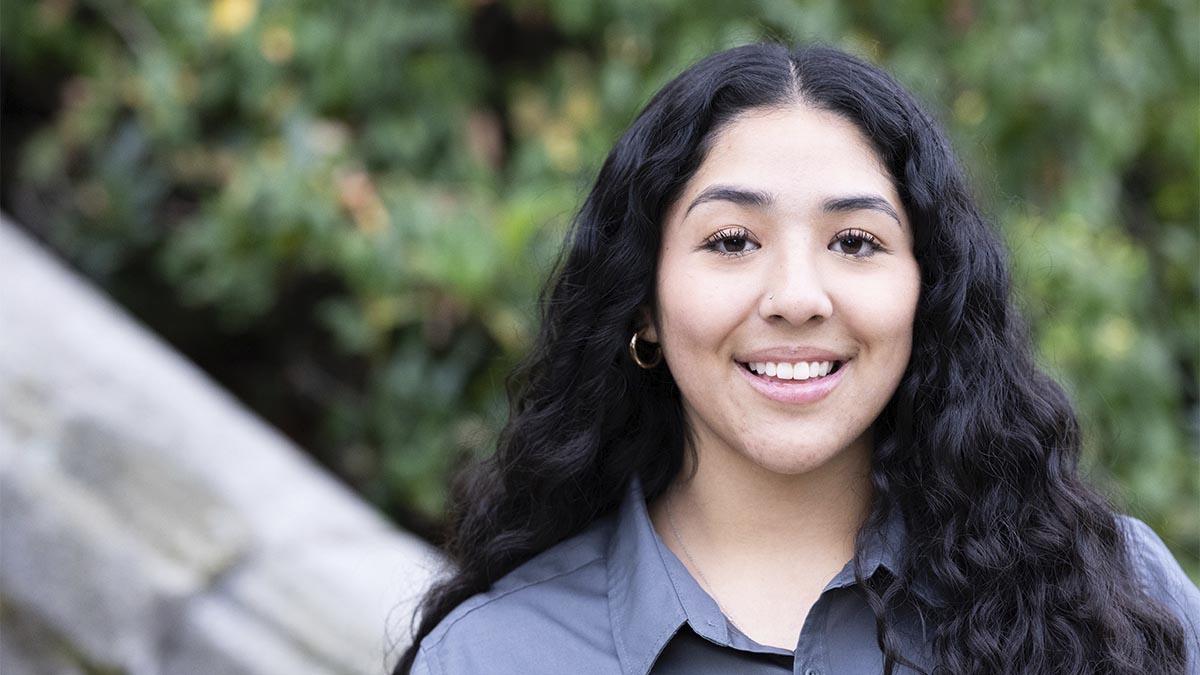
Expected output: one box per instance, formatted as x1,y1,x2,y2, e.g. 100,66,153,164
652,431,875,575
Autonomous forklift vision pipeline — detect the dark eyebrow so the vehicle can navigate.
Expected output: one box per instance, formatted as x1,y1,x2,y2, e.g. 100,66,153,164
684,184,773,216
821,195,903,227
684,185,904,228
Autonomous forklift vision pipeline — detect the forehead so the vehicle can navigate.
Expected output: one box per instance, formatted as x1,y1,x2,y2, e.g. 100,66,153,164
669,104,898,218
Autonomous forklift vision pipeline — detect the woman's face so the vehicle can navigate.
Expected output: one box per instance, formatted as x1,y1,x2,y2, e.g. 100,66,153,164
644,104,921,476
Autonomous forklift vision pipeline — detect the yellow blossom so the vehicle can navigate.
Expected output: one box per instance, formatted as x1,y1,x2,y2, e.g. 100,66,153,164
260,25,295,63
210,0,257,36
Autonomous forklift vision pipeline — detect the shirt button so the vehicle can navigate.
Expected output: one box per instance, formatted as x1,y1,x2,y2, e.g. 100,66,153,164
804,669,819,675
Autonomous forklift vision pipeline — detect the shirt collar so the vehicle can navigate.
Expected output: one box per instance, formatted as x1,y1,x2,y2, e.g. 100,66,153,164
605,474,689,675
825,503,921,595
604,475,937,674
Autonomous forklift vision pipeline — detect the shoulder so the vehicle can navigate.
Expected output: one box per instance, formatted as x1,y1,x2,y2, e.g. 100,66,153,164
1117,515,1198,602
1116,516,1200,650
413,515,622,675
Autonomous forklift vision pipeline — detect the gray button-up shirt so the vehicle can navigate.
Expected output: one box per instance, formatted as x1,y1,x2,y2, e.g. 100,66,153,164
411,476,1200,674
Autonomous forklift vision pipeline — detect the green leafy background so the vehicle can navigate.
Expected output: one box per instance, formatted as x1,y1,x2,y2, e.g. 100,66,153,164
2,0,1196,579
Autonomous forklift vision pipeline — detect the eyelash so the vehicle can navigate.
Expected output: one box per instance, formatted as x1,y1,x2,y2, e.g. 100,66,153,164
701,227,887,258
829,228,887,258
702,227,758,257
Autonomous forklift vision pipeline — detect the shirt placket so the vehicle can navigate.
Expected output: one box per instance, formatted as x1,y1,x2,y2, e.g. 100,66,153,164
791,590,833,675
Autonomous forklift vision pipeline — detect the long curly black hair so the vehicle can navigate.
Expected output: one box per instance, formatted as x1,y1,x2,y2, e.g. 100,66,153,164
392,43,1187,674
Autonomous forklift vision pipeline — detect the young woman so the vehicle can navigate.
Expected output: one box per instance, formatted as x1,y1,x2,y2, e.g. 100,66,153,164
393,43,1198,674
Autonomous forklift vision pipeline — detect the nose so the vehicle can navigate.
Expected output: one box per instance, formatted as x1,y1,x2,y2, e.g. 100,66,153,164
758,245,834,324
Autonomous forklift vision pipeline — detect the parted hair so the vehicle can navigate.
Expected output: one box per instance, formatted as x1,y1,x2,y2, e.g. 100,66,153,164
392,43,1187,674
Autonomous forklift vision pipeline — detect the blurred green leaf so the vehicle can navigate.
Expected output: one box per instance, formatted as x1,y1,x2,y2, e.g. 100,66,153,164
3,0,1196,577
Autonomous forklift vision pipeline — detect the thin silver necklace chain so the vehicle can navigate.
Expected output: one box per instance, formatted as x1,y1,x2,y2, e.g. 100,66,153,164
665,491,753,636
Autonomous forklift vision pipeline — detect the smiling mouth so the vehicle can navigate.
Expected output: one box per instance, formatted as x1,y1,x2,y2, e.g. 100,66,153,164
736,359,847,382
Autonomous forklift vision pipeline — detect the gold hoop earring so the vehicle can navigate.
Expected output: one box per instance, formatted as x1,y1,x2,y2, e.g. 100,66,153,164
628,332,662,369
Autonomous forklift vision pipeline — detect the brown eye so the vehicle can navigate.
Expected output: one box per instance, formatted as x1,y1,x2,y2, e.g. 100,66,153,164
703,227,760,257
718,236,750,253
837,235,865,255
829,229,883,258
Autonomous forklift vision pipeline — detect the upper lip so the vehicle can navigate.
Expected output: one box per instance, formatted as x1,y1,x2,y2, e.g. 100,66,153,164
735,348,850,363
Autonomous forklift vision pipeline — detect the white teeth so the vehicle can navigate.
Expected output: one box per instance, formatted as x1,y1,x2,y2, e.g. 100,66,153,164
745,360,836,381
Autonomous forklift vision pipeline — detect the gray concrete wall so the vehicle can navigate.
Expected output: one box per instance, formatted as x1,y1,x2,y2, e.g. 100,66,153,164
0,216,445,675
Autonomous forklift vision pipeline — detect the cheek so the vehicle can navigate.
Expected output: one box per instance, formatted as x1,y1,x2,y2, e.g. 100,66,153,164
655,262,755,358
838,267,920,358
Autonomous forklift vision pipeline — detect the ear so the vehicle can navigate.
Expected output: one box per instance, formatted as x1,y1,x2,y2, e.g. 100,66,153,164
636,305,659,343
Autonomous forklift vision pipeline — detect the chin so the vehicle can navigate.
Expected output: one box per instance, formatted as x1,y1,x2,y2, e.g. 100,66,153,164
742,442,843,476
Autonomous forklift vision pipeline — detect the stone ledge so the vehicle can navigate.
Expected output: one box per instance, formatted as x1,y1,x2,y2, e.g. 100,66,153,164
0,216,445,674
